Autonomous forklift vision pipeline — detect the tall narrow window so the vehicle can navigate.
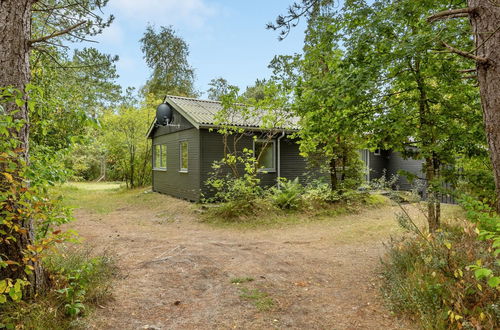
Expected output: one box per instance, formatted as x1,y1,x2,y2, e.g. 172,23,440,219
154,144,167,170
254,140,276,172
180,141,188,172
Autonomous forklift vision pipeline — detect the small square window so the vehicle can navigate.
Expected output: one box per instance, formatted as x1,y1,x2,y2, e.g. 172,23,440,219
180,141,188,172
254,140,276,172
374,149,381,156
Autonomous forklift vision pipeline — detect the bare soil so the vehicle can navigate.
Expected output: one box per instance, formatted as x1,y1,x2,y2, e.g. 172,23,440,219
67,190,413,329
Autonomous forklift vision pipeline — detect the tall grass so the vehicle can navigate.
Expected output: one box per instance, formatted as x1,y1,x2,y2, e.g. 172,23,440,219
0,247,117,329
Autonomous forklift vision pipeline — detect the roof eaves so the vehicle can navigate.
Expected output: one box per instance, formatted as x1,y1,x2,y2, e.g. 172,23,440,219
198,123,298,133
165,95,200,129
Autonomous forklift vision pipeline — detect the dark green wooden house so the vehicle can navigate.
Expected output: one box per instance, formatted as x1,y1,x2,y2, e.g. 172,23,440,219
146,95,314,201
147,95,427,202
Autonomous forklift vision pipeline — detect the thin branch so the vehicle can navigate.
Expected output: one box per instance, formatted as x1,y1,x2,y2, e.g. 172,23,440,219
470,24,500,54
427,8,474,23
28,21,87,45
442,42,489,64
458,68,477,73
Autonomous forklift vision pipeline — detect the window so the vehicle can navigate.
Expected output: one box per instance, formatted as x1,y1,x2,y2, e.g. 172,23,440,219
154,144,167,170
374,149,381,156
179,141,188,172
254,140,276,172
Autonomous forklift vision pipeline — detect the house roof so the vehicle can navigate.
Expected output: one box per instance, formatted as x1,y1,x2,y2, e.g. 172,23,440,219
147,95,299,138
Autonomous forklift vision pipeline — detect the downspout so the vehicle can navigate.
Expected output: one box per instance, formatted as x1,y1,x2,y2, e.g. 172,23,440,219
277,131,286,188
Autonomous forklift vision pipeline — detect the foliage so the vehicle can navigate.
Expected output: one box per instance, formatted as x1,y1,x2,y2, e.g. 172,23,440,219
457,156,497,207
203,81,296,216
140,25,197,97
99,100,154,188
381,190,500,329
0,247,116,329
45,246,117,317
207,77,232,101
269,177,304,210
0,89,73,304
204,148,264,217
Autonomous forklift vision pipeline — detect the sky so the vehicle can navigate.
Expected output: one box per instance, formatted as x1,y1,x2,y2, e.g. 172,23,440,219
82,0,308,98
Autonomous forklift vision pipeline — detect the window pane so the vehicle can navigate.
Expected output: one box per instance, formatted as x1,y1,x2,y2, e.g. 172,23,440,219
161,145,167,168
180,142,188,170
155,145,161,168
255,141,274,170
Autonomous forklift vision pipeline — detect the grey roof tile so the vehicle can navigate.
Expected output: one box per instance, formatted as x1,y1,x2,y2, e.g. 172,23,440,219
166,95,299,130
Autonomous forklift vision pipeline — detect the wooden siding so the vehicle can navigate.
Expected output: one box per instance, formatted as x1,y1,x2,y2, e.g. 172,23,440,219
152,108,194,137
385,151,424,191
199,129,279,197
152,128,201,201
279,137,328,184
363,149,424,191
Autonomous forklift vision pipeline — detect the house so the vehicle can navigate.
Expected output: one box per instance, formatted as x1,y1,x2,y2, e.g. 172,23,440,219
146,95,425,201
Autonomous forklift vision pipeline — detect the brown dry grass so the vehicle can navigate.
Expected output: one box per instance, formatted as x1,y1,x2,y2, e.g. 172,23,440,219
56,182,462,329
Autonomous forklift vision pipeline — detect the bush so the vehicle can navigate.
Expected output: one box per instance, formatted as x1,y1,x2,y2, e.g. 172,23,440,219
0,247,117,329
269,178,304,210
381,209,499,329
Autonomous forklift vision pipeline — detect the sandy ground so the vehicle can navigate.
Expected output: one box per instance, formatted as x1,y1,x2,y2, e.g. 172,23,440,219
67,193,413,330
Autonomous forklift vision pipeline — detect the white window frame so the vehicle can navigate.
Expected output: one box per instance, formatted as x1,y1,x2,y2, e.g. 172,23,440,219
179,140,188,173
153,144,167,171
374,148,381,156
253,139,276,173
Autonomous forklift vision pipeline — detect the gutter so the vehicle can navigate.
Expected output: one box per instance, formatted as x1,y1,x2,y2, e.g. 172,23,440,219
277,131,286,188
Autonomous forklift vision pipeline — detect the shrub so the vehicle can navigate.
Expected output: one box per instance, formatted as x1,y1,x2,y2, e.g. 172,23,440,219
0,247,117,329
381,209,499,329
269,177,304,210
302,180,341,209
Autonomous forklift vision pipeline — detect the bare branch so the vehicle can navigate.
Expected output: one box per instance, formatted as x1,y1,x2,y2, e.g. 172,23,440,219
427,8,474,23
458,69,477,73
28,21,87,46
442,42,489,64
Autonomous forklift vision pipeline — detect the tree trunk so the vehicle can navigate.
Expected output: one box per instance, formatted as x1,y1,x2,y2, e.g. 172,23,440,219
413,58,441,232
425,157,440,233
468,0,500,212
0,0,46,296
330,158,338,191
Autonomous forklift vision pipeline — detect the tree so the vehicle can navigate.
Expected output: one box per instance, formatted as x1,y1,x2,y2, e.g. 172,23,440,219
0,0,112,296
270,0,500,213
242,79,268,101
140,25,197,98
207,77,231,101
428,1,500,212
100,95,156,188
282,8,365,191
270,0,484,231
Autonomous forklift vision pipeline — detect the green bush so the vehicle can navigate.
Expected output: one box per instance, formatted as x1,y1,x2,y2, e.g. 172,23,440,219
381,211,499,329
0,247,117,329
269,178,304,210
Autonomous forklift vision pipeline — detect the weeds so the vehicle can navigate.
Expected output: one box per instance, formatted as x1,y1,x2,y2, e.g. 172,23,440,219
0,246,117,329
239,288,275,312
381,199,499,329
230,277,255,284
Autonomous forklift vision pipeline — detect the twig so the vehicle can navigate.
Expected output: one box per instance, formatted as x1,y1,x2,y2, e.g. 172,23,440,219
442,42,489,64
28,21,87,45
427,8,474,23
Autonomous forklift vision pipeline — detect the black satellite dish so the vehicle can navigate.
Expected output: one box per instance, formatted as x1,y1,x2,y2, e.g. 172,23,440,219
156,103,173,125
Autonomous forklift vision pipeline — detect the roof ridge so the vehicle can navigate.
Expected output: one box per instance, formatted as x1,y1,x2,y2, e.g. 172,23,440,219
166,95,222,105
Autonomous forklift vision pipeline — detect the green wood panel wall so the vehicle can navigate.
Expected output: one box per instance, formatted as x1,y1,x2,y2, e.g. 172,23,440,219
152,128,201,201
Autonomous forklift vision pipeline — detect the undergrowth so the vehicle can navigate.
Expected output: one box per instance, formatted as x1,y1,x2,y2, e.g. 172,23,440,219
0,246,117,329
381,199,499,329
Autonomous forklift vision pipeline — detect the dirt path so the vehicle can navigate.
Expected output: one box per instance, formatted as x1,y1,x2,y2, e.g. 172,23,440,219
68,194,412,330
